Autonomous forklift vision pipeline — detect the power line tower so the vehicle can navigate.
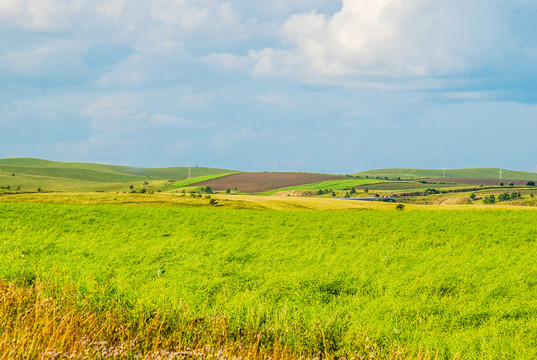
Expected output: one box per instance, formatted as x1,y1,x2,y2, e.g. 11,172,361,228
499,168,503,180
188,162,192,179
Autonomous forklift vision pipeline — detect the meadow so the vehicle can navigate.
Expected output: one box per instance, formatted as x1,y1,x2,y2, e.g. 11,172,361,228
1,193,537,359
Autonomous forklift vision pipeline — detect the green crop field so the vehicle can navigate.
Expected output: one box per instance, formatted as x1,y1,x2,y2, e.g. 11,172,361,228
262,178,387,195
357,168,537,180
1,193,537,359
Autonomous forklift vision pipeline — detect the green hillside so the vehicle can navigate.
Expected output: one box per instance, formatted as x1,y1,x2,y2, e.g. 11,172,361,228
356,168,537,180
0,158,238,192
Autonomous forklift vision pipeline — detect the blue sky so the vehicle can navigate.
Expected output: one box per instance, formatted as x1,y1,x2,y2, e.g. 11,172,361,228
1,0,537,173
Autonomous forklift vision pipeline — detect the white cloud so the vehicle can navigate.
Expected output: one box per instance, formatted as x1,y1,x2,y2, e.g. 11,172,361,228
249,0,522,85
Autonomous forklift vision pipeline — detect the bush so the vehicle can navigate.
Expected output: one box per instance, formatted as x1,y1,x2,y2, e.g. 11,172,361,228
500,182,504,187
226,188,231,194
509,182,514,186
395,204,405,211
469,193,476,200
527,181,535,186
209,199,218,206
317,189,325,195
498,193,510,201
483,195,496,204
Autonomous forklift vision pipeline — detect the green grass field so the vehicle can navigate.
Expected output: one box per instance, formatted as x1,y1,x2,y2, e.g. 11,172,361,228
2,194,537,358
0,158,237,192
357,168,537,180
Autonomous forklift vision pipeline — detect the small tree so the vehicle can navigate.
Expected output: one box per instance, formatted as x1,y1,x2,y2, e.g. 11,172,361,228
498,193,510,201
331,191,336,197
37,187,41,192
469,193,476,200
317,189,325,195
11,173,15,177
396,204,405,211
225,188,231,194
344,192,350,198
349,187,356,195
364,187,369,193
508,182,514,186
129,185,134,190
499,182,504,187
209,199,218,206
527,181,535,186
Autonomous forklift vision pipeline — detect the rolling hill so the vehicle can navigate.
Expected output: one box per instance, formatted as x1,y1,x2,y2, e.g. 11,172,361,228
0,158,238,192
356,168,537,180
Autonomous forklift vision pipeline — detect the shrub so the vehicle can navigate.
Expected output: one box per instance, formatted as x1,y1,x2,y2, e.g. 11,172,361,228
527,181,535,186
364,187,369,193
226,188,231,194
317,189,325,195
483,195,496,204
500,182,504,187
395,204,405,211
469,193,476,200
498,193,510,201
509,182,514,186
209,199,218,206
129,185,134,190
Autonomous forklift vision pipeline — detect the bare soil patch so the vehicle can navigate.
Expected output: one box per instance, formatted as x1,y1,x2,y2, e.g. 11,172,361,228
191,172,345,193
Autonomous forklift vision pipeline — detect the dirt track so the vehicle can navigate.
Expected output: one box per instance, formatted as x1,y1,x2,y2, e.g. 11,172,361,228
192,172,345,193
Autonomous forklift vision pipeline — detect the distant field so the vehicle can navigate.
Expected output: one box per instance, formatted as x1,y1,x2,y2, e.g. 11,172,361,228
261,178,385,195
0,158,237,192
192,172,346,193
2,193,537,359
357,168,537,180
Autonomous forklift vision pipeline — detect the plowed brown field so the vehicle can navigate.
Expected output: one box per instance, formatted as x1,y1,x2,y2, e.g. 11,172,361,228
192,172,346,193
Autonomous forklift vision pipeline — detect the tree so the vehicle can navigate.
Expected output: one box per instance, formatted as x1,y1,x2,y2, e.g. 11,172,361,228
498,193,510,201
499,182,504,187
344,192,350,198
364,187,369,193
508,182,514,186
225,188,231,194
469,193,476,200
209,199,218,206
331,191,336,197
317,189,325,195
11,173,15,177
129,185,134,190
527,181,535,186
37,187,41,192
396,204,405,211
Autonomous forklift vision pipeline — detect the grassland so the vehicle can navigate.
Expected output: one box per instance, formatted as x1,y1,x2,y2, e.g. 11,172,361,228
0,158,237,192
1,193,537,359
356,167,537,180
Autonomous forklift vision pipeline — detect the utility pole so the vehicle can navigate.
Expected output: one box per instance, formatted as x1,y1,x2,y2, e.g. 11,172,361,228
443,168,446,179
188,162,192,179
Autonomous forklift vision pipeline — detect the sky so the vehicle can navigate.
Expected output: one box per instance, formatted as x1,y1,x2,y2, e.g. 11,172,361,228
1,0,537,173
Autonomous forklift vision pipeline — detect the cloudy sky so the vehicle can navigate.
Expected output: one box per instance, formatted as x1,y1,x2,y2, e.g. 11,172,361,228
1,0,536,173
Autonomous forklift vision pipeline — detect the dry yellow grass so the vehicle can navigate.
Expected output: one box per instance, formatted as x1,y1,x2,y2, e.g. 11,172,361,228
0,280,438,360
1,191,535,212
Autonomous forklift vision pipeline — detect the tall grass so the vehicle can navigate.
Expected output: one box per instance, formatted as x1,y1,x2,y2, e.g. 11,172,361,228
1,199,537,358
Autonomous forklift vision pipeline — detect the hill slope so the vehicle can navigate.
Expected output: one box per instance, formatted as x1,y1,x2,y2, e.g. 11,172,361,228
0,158,238,191
356,168,537,180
